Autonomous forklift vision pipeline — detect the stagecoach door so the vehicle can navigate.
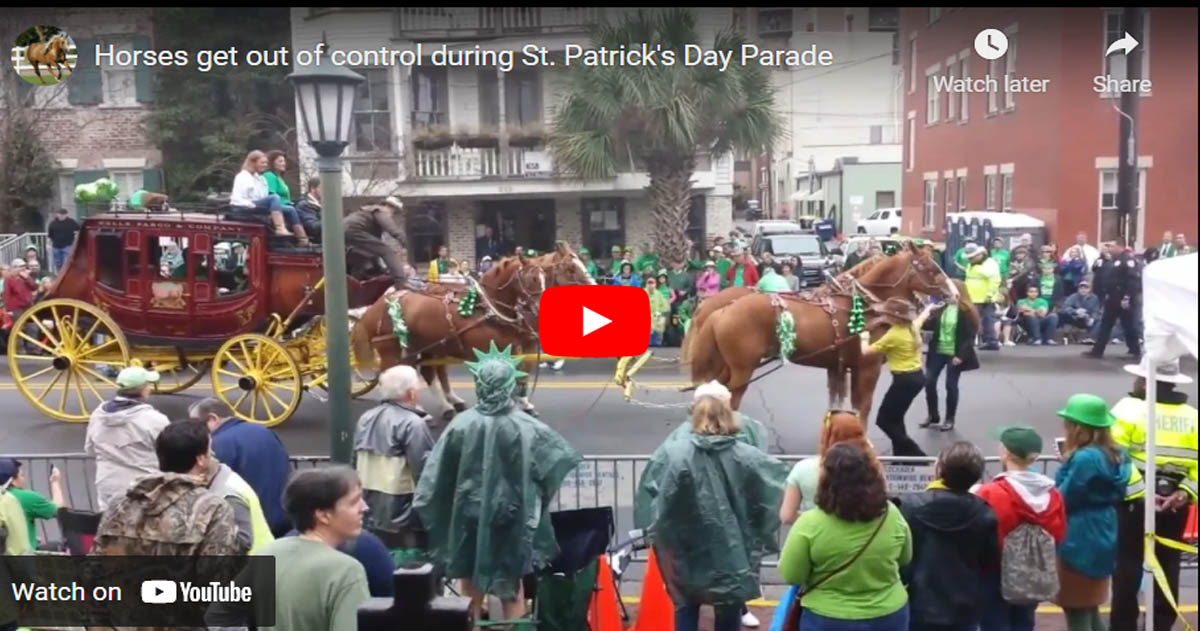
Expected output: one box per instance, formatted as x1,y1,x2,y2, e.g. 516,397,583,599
142,230,199,338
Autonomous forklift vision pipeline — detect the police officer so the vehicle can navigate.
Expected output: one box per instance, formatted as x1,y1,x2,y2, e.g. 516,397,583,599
344,196,416,289
1083,238,1142,359
1109,359,1198,631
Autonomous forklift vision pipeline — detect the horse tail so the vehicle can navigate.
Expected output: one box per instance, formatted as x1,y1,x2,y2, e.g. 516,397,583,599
351,302,380,373
679,317,698,366
688,309,728,385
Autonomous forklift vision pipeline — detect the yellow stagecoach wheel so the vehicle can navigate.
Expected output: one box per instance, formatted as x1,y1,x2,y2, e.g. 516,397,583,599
7,298,130,422
309,316,378,398
211,334,301,427
151,360,211,394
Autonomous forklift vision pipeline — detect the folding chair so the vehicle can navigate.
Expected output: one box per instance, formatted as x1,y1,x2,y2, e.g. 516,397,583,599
56,507,102,555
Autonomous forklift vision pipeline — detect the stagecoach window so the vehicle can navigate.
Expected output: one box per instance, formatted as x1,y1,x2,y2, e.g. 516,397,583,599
95,234,124,291
149,237,188,281
214,238,251,297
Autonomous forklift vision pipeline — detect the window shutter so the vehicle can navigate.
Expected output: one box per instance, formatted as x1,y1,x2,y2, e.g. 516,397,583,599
142,168,162,193
132,35,154,103
68,38,102,106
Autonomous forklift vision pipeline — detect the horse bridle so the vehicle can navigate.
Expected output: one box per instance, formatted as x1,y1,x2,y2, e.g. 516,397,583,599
849,252,951,299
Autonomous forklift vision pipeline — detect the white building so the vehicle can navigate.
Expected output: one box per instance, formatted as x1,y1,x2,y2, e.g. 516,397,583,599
750,8,902,232
290,8,738,267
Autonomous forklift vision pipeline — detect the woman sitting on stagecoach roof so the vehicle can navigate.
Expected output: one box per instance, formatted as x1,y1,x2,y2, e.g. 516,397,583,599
262,150,292,205
229,150,310,245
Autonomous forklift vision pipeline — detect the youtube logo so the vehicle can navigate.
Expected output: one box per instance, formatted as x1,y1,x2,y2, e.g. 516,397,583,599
539,286,650,358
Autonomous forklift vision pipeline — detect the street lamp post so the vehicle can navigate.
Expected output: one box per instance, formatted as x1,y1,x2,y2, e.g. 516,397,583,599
287,49,365,464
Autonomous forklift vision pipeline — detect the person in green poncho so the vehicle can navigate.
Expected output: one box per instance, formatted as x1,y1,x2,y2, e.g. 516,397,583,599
755,267,790,293
413,343,582,621
646,276,670,347
634,384,788,631
634,247,659,276
263,151,292,205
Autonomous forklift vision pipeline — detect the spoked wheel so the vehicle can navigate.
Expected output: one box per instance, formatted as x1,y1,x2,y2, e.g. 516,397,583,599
151,360,211,394
211,334,301,427
7,299,130,422
308,316,378,398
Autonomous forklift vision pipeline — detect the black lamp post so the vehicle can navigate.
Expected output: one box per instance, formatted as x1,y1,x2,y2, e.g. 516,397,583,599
287,47,365,464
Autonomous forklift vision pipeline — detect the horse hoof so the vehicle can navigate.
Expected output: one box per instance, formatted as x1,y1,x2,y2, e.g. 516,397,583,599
441,409,456,422
452,402,467,413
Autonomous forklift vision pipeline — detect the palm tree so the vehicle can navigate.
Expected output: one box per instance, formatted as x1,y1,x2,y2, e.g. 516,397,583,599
550,9,783,265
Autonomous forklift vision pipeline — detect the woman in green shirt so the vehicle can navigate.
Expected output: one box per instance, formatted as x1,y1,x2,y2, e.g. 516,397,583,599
263,150,292,205
778,442,912,630
920,286,980,432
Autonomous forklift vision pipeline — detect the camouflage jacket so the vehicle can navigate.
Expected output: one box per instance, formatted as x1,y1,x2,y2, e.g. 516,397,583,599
91,472,244,557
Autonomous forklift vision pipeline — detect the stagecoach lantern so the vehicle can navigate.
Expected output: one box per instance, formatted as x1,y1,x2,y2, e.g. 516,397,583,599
286,47,365,157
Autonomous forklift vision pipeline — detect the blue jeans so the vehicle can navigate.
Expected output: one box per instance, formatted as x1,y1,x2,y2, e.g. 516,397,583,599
924,352,962,420
252,194,299,227
799,603,908,630
1020,313,1059,343
976,302,997,346
649,331,663,347
978,573,1035,631
674,604,741,631
52,246,70,273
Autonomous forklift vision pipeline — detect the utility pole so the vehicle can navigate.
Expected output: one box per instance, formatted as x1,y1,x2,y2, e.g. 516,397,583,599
1115,7,1142,248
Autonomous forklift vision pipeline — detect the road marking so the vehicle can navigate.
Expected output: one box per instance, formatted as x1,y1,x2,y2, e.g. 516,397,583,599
618,596,1199,614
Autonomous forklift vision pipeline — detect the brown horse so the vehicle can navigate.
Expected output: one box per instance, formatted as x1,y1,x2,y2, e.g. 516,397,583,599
685,242,959,416
25,34,72,85
351,242,594,418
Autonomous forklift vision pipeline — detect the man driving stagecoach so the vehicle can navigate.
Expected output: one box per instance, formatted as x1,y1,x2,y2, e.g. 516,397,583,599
343,196,421,290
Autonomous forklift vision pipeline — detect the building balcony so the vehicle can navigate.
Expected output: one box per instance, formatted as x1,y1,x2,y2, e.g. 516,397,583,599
412,144,567,180
395,7,602,39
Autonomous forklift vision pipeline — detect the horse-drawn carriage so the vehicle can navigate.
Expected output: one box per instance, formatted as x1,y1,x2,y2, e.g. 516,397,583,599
7,210,392,426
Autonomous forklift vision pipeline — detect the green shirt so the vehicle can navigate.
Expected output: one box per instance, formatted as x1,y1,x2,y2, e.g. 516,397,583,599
935,304,959,356
778,504,912,620
666,269,693,293
7,487,56,550
263,171,292,204
1017,297,1050,313
1039,272,1056,297
786,458,820,515
733,266,746,288
716,259,733,287
259,537,370,631
990,248,1011,278
634,254,659,275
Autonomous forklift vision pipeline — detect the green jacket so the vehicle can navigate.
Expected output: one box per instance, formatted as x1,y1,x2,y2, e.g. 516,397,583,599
634,254,660,275
263,171,291,204
990,248,1011,278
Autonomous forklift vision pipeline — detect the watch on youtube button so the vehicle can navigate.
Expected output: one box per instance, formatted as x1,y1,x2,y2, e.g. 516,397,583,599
539,286,650,358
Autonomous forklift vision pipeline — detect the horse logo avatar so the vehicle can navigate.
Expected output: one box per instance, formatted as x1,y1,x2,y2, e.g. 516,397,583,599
12,25,76,86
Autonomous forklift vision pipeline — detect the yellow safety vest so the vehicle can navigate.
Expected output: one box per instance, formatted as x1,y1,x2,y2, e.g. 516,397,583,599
965,259,1000,304
1111,396,1199,502
222,471,276,554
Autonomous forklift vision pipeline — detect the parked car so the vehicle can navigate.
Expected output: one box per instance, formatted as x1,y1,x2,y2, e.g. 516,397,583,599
856,207,902,235
752,219,806,238
751,231,836,286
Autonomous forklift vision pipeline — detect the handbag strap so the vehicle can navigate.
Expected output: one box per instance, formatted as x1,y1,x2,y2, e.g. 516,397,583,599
803,504,890,595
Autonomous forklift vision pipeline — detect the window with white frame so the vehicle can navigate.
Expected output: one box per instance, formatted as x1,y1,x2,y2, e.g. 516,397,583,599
908,38,917,94
987,58,1000,114
957,176,967,211
959,57,970,121
984,173,997,210
946,63,958,120
1103,9,1149,84
906,117,915,171
1099,168,1147,243
1004,32,1017,110
944,177,954,215
110,170,143,209
1001,173,1013,210
101,38,136,106
353,68,394,153
923,179,937,227
926,71,939,124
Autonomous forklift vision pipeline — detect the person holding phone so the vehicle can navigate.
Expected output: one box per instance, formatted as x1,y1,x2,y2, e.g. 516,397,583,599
0,460,68,550
920,284,980,432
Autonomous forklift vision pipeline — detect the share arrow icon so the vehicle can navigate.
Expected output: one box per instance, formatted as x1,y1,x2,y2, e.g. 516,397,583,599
1105,32,1139,57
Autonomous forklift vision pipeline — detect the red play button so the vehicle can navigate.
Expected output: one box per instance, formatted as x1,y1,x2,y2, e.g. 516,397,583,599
539,286,649,358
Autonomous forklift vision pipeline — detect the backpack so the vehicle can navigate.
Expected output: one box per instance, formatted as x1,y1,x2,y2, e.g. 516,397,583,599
1000,521,1058,604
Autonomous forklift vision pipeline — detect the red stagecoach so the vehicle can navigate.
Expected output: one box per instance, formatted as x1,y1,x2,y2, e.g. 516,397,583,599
7,211,392,426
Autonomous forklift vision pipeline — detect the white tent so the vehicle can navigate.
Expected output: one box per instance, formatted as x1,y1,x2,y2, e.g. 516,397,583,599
1137,252,1197,631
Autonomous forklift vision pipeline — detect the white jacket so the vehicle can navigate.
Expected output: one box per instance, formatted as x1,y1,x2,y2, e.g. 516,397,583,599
84,397,170,512
230,170,268,208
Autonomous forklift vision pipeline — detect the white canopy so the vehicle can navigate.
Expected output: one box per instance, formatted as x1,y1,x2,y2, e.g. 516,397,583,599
945,210,1046,229
790,189,824,202
1142,253,1198,362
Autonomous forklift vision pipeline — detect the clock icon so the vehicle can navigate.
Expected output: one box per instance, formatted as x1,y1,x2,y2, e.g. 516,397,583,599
974,29,1009,60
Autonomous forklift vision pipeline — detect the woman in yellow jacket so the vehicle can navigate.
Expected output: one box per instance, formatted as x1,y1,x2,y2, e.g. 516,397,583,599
860,297,937,457
427,245,453,282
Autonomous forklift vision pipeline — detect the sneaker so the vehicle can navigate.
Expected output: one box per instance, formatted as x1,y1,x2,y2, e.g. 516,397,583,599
937,419,956,432
1082,338,1095,344
551,359,565,371
1030,340,1042,346
742,611,760,628
1003,340,1016,347
919,416,939,429
1045,339,1057,346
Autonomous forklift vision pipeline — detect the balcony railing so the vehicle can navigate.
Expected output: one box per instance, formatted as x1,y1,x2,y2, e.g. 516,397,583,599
396,7,601,37
412,143,571,180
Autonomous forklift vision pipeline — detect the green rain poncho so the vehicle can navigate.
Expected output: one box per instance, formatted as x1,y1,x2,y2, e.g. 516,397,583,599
756,269,791,293
413,343,583,600
634,428,788,606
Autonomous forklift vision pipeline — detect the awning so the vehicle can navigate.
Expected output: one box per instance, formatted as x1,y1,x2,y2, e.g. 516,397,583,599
790,189,824,202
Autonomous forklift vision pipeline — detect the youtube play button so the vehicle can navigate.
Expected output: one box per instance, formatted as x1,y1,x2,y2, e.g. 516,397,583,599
540,286,649,358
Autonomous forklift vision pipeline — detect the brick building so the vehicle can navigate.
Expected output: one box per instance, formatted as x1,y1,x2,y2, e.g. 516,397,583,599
899,7,1198,251
291,8,736,267
7,8,162,219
